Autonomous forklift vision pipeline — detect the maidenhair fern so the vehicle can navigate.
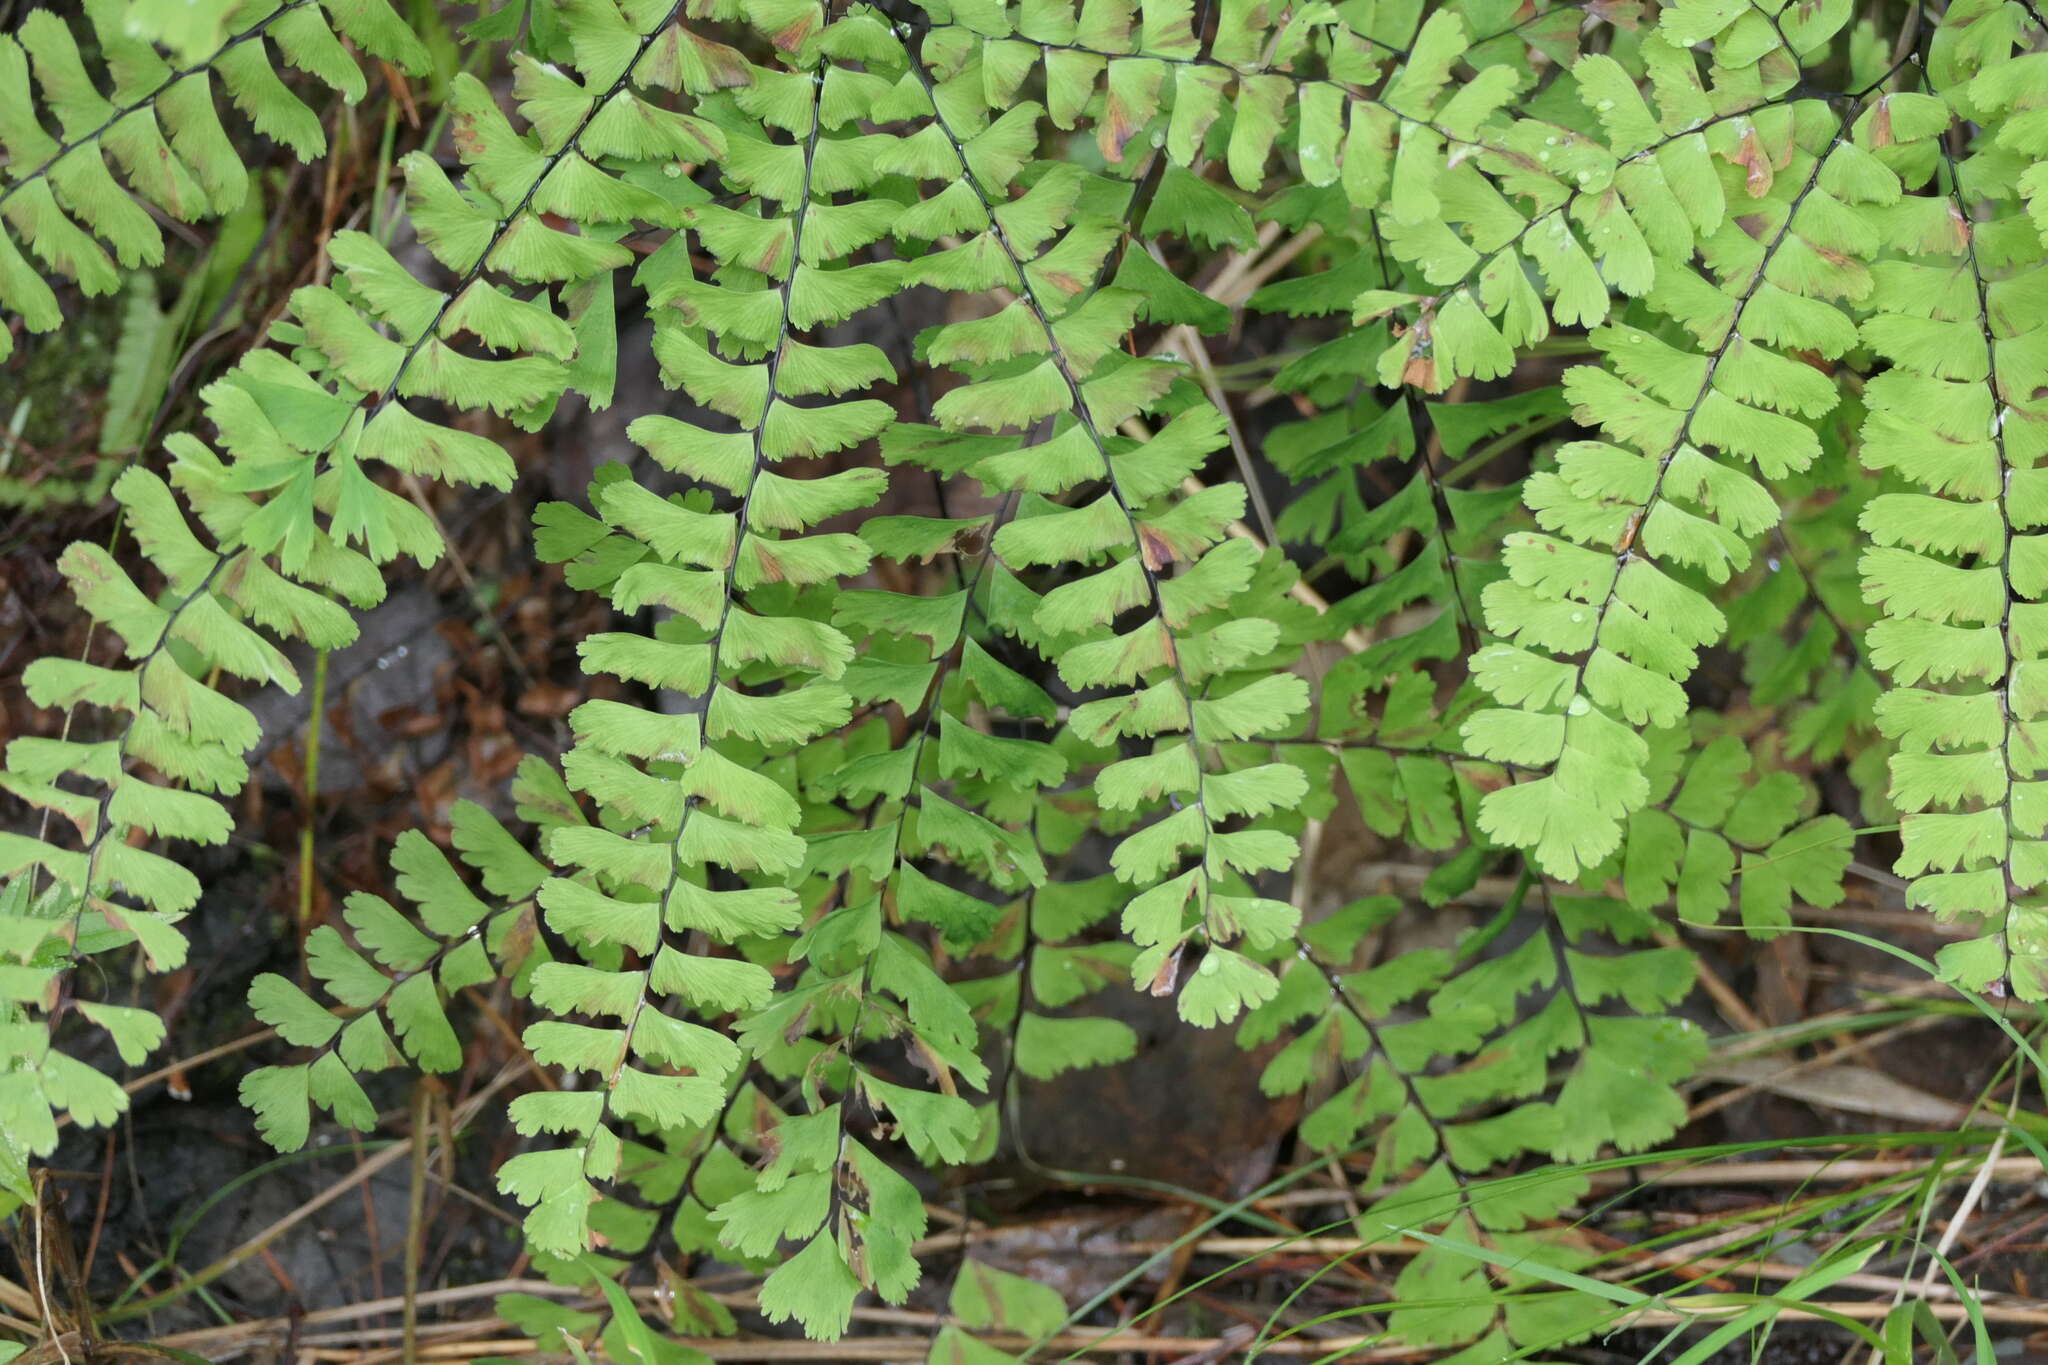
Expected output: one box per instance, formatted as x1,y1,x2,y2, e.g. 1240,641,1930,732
3,0,2046,1350
0,0,430,360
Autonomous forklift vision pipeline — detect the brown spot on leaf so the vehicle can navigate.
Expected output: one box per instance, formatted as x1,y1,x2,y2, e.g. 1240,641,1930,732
1099,94,1144,164
1138,524,1174,570
1617,509,1643,554
781,999,815,1046
1948,203,1973,253
770,11,816,51
1727,127,1774,196
1148,944,1184,997
451,113,489,163
1586,0,1644,26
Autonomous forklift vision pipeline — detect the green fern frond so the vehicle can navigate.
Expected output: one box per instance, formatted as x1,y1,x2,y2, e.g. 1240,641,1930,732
896,46,1316,1026
1467,92,1878,880
0,0,431,360
2,0,716,1157
499,18,877,1278
1860,15,2048,995
241,812,537,1149
2,0,2044,1347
